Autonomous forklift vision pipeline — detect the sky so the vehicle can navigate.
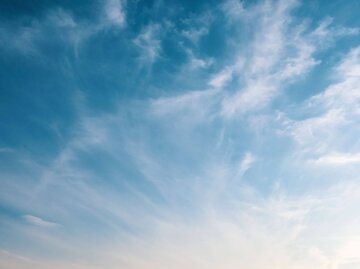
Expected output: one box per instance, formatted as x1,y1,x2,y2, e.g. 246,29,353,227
0,0,360,268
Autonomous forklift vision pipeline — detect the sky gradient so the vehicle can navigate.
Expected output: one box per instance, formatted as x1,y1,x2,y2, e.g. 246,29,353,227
1,0,360,268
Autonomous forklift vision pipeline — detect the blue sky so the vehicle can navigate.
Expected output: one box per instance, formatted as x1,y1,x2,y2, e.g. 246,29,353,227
1,0,360,268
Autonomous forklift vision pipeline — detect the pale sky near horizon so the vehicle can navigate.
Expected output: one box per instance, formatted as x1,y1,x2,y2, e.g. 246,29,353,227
1,0,360,268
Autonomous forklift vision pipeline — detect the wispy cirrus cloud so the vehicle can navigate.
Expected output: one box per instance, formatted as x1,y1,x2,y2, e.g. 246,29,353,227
282,45,360,163
0,0,127,56
133,23,163,66
311,152,360,166
1,0,360,268
103,0,126,28
23,215,61,228
237,152,256,177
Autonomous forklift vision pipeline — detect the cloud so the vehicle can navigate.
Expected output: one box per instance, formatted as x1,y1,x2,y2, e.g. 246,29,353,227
94,181,360,269
181,13,212,45
133,23,162,66
23,215,61,228
222,0,245,20
4,180,360,269
311,17,359,46
220,0,316,117
104,0,126,27
151,88,220,117
237,152,256,175
183,48,213,70
0,22,40,55
0,147,14,153
311,152,360,166
281,45,360,161
0,1,127,56
208,68,233,89
181,27,208,44
313,46,360,109
218,1,359,118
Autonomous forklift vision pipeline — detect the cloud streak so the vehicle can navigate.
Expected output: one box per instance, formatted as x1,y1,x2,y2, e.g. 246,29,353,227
23,215,61,228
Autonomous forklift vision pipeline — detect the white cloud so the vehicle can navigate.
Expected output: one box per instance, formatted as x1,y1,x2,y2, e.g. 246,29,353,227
286,108,346,146
95,181,360,269
150,89,220,121
185,49,213,70
133,23,162,66
4,180,360,269
181,12,212,45
104,0,126,27
222,0,245,20
311,152,360,166
220,0,308,117
209,68,233,89
0,23,40,55
219,1,357,118
182,27,208,44
23,215,61,228
282,46,360,158
315,46,360,109
237,152,256,177
0,2,127,56
47,8,77,28
311,17,359,47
